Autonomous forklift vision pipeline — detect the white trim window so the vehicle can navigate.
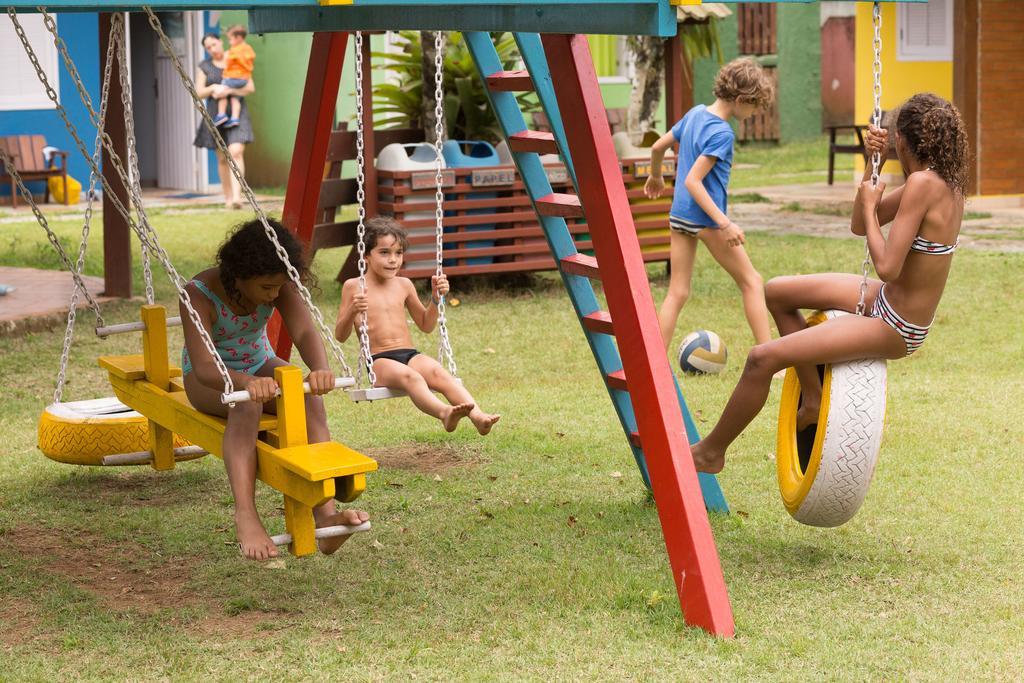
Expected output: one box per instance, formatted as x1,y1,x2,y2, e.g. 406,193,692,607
0,14,60,111
897,0,952,62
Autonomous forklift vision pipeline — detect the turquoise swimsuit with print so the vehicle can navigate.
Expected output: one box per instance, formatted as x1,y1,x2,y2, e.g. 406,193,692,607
181,279,276,375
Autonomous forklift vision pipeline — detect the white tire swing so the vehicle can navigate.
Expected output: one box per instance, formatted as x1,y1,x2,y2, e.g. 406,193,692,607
776,310,887,527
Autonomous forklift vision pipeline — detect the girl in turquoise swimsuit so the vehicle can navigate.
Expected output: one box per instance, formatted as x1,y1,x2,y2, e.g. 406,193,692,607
181,219,368,560
690,93,970,474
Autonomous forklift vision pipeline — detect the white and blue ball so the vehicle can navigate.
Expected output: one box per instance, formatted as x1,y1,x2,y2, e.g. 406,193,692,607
678,330,728,375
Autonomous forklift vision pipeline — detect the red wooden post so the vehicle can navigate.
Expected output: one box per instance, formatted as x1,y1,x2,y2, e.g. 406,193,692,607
269,31,349,358
663,31,690,127
541,33,734,637
100,12,131,298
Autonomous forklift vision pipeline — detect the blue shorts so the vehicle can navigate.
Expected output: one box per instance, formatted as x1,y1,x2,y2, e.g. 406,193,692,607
669,216,711,236
222,78,249,90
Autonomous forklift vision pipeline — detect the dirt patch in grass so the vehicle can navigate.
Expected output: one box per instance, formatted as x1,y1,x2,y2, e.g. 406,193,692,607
0,597,52,651
57,469,212,508
364,442,480,474
0,524,197,613
194,608,294,639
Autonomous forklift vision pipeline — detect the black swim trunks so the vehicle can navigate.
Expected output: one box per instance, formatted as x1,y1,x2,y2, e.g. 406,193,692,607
371,348,421,365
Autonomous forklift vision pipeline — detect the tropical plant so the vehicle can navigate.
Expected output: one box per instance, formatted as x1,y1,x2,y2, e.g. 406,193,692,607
626,17,723,142
371,31,540,142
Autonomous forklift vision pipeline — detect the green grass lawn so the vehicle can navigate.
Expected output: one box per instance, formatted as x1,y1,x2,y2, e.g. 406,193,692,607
2,209,1023,680
731,136,857,189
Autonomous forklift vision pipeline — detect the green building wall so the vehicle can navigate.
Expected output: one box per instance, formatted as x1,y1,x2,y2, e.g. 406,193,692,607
692,4,821,143
219,11,360,187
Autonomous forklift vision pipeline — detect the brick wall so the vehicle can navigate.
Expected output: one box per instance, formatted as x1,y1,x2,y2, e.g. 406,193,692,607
978,0,1024,195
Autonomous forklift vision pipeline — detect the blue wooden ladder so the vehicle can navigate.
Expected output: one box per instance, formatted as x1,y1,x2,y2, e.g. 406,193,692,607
464,31,727,513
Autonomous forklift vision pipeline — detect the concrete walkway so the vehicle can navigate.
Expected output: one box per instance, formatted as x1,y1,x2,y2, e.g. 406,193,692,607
733,182,1024,252
0,266,112,337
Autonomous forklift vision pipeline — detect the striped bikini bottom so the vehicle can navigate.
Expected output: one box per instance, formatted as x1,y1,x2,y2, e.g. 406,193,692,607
870,285,930,356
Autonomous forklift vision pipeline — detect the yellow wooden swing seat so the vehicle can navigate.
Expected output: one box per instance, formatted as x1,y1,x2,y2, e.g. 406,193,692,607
98,305,377,556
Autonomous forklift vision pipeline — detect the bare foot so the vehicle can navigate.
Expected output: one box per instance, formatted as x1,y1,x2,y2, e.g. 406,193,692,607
315,508,370,555
235,510,279,561
441,402,474,432
796,401,820,432
689,439,725,474
470,410,501,436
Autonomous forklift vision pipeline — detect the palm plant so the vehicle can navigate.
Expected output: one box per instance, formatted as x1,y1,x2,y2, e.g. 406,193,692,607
372,31,540,142
626,17,723,142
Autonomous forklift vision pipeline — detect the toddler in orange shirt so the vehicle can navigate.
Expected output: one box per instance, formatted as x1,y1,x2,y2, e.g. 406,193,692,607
213,25,255,129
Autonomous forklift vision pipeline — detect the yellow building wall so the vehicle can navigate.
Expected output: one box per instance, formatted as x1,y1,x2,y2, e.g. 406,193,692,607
854,4,953,178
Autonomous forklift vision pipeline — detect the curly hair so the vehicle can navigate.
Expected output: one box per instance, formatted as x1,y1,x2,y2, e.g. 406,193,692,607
895,93,970,195
713,57,774,110
216,218,312,307
364,216,409,252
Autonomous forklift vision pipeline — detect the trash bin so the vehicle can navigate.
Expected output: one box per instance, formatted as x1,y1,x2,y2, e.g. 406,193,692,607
612,132,675,259
442,140,501,266
377,142,447,263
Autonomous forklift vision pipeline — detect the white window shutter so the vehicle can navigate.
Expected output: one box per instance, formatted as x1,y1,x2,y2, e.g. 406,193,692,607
898,0,952,62
0,15,61,111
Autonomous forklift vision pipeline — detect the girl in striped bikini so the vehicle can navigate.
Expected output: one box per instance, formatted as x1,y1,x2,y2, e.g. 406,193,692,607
690,93,969,473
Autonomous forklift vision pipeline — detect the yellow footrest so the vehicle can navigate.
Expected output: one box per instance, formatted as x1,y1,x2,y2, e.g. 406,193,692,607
267,441,378,482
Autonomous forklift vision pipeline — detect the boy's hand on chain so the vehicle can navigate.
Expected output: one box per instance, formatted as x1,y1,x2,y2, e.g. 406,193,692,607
431,274,450,300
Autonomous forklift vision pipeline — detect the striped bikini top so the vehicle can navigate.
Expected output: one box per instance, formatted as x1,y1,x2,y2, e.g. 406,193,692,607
910,235,958,255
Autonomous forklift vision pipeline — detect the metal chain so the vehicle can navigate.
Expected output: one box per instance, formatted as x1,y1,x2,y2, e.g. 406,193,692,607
870,0,883,189
54,15,117,404
856,2,883,317
432,31,457,377
352,31,376,389
143,7,354,381
13,9,236,397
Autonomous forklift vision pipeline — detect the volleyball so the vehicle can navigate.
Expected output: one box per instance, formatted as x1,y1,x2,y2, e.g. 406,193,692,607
678,330,728,375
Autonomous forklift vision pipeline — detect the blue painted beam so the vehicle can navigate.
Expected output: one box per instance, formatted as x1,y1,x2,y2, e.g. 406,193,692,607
4,0,928,16
250,4,675,36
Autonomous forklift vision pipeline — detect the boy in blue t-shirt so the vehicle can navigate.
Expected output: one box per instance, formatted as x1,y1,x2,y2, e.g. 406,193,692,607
644,58,775,351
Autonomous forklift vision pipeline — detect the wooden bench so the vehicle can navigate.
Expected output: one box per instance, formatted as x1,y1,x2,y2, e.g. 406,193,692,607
826,112,902,185
99,305,378,556
825,124,867,186
1,135,69,207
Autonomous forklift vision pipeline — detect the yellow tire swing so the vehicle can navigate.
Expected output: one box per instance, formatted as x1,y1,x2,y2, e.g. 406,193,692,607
775,2,889,528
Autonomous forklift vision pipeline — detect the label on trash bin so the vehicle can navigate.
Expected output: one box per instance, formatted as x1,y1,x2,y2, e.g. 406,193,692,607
632,159,675,179
471,169,517,187
410,170,456,190
544,166,568,184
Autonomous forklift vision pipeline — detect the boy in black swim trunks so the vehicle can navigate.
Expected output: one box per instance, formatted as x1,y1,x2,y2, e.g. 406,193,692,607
335,217,500,434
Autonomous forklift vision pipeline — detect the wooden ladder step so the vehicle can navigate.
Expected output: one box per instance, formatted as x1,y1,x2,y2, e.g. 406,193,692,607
581,310,614,335
536,192,583,218
605,369,628,392
486,69,534,91
508,130,559,155
559,253,600,279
